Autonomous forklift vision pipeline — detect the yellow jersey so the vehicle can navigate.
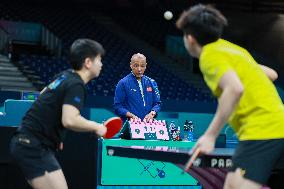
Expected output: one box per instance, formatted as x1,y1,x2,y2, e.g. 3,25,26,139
200,39,284,140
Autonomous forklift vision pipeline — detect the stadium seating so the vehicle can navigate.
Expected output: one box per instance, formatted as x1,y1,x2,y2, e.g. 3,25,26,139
0,3,214,102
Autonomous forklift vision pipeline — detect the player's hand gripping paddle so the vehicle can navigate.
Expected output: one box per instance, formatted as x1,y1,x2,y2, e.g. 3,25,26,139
183,148,201,173
103,117,123,139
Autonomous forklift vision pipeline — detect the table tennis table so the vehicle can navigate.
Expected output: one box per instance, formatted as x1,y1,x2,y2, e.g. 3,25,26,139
106,145,234,189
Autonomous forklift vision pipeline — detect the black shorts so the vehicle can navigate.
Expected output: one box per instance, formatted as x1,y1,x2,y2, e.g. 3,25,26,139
230,139,284,185
10,133,61,180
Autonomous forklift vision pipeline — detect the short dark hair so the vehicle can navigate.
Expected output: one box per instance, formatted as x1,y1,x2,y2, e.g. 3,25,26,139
176,4,228,46
69,39,105,70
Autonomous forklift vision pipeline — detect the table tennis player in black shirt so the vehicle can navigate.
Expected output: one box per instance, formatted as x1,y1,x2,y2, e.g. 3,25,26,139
10,38,107,189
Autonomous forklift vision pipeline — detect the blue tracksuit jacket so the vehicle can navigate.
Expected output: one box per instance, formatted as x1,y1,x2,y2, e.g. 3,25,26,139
113,73,161,121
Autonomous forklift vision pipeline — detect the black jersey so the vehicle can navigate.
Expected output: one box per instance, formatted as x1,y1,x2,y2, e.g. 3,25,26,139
19,70,86,150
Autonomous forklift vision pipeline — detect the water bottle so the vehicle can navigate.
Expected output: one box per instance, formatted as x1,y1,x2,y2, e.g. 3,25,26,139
176,126,181,141
183,120,189,141
169,121,176,140
169,121,176,131
187,121,194,142
183,120,194,142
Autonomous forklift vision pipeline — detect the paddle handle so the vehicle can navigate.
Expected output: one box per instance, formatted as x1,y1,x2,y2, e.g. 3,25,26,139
184,148,201,172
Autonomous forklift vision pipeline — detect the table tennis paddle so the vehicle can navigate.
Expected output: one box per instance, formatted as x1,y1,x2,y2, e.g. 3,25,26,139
183,147,201,173
103,117,123,139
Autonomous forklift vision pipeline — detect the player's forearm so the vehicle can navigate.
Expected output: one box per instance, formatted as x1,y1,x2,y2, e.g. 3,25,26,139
205,86,243,138
62,114,102,132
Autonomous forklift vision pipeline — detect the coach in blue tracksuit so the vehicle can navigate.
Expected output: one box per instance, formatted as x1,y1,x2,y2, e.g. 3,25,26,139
114,53,161,122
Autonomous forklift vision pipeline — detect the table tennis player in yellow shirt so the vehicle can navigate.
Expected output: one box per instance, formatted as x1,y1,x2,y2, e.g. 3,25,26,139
176,4,284,189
